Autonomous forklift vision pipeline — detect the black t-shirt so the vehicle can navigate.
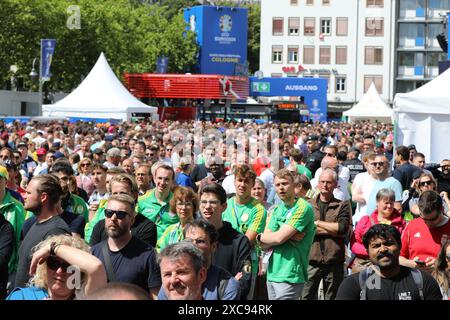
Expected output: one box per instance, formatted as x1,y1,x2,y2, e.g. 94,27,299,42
89,214,157,248
343,159,366,183
22,211,85,239
305,150,325,177
0,215,14,300
15,216,70,288
393,163,422,191
336,266,442,300
91,237,161,292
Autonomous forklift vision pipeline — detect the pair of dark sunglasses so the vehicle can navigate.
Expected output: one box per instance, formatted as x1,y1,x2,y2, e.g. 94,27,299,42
46,255,70,272
104,209,129,220
419,180,433,187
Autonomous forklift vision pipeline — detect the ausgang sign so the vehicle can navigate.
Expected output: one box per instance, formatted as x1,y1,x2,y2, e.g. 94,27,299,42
249,77,328,122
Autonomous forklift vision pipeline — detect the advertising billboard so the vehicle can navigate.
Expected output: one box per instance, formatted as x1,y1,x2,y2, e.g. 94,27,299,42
250,77,328,122
184,6,248,76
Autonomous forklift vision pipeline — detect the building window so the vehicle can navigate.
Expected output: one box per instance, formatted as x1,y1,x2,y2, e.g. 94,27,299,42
336,18,348,36
364,75,383,93
365,18,384,36
303,46,315,64
365,47,383,65
322,0,330,5
290,0,298,5
336,46,347,64
319,46,331,64
288,18,300,36
272,18,283,36
336,76,346,93
304,18,315,36
272,46,283,63
367,0,383,7
320,18,332,35
288,46,299,63
306,0,314,5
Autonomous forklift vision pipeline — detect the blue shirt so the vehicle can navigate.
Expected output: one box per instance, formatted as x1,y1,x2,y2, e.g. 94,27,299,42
158,264,240,300
366,177,403,215
176,172,195,189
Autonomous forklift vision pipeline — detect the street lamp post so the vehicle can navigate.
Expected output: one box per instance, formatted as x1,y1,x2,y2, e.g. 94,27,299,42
29,57,43,115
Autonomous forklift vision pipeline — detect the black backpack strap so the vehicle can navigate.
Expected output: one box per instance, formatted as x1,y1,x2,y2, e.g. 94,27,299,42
410,269,424,300
102,241,116,282
358,267,370,300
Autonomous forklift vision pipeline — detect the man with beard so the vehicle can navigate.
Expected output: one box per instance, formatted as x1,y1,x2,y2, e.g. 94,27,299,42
137,164,176,239
336,224,442,300
158,241,206,300
91,194,161,299
14,174,70,288
88,174,157,248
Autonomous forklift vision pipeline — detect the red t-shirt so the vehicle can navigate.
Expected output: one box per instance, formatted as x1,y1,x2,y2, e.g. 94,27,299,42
400,218,450,261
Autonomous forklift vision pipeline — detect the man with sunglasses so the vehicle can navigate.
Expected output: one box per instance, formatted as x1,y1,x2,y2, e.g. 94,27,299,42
91,194,161,299
400,191,450,273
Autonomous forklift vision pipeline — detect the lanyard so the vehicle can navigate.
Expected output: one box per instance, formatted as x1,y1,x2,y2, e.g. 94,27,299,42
169,223,183,244
232,198,241,229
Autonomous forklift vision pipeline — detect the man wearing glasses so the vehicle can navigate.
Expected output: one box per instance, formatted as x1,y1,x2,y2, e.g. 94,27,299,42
400,191,450,273
365,154,403,216
91,194,161,299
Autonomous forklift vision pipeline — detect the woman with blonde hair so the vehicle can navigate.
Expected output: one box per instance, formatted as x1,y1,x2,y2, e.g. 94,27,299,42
7,234,106,300
432,236,450,300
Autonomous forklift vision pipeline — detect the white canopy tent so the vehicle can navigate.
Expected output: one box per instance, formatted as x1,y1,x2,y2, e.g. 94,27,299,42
43,53,158,122
393,67,450,163
343,82,393,123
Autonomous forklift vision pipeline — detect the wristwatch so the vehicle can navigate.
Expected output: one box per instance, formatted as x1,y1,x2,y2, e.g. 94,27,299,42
49,242,60,256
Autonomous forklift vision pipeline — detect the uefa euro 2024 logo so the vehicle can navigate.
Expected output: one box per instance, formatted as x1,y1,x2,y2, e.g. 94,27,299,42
220,15,232,33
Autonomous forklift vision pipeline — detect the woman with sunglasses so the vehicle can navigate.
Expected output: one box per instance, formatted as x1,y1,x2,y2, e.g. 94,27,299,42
76,158,95,196
409,173,450,218
7,234,106,300
156,186,199,252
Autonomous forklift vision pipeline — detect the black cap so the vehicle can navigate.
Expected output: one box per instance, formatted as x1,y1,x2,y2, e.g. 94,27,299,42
93,148,103,155
408,144,416,150
305,135,319,142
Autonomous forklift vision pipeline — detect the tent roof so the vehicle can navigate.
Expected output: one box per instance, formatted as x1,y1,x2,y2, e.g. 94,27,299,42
393,67,450,114
42,52,156,114
343,82,393,119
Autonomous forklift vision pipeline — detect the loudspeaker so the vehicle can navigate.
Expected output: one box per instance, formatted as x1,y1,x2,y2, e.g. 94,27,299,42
436,33,448,53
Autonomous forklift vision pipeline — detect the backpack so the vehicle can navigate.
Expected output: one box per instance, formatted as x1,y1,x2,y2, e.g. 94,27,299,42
358,267,424,300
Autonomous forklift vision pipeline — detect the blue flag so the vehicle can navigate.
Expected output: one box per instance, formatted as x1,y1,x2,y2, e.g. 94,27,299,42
40,39,56,81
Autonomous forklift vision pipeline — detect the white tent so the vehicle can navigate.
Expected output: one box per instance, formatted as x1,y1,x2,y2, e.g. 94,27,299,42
42,53,158,122
393,67,450,163
343,82,393,123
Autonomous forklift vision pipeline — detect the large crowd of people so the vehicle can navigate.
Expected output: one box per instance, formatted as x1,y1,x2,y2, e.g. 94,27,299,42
0,117,449,300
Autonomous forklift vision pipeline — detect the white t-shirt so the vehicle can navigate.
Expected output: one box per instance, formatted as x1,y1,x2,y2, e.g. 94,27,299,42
351,172,375,225
259,168,275,204
313,166,350,201
222,174,236,195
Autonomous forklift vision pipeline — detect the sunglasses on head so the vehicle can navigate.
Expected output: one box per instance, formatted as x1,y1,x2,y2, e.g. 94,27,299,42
104,209,129,220
419,180,433,187
46,255,70,272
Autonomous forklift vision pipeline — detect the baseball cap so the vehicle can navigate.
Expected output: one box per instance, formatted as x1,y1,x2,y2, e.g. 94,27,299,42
53,151,65,159
0,166,9,180
93,148,103,155
107,147,121,157
305,135,319,142
36,148,47,156
408,144,416,150
17,142,27,149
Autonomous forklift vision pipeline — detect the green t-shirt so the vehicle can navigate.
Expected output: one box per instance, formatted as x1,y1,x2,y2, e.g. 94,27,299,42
1,191,26,273
156,222,185,253
222,197,267,235
84,199,108,244
266,198,315,284
296,165,312,180
66,194,89,222
137,189,177,240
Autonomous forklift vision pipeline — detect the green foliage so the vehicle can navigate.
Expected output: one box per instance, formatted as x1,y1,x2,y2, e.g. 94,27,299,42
0,0,198,92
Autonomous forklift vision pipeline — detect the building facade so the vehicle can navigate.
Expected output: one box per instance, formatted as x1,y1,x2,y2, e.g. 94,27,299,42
260,0,449,108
